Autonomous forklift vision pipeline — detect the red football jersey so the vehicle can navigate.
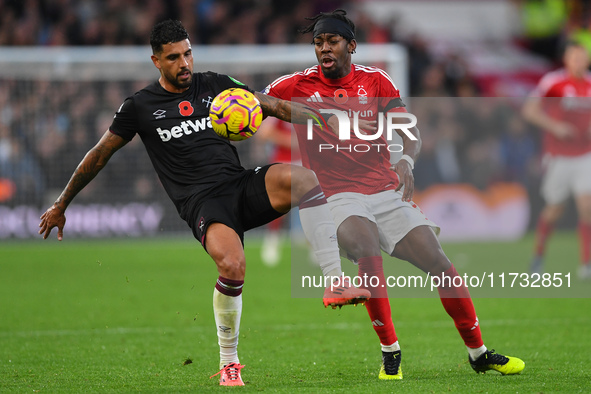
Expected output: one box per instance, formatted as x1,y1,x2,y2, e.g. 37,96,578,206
531,68,591,157
264,64,406,197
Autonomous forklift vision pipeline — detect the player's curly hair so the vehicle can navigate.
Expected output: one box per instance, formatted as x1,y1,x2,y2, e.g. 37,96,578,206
150,20,190,54
298,9,356,43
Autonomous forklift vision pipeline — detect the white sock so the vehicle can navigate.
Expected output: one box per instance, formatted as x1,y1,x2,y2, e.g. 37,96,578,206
467,344,487,361
313,247,343,279
381,341,400,353
213,288,242,369
299,205,342,278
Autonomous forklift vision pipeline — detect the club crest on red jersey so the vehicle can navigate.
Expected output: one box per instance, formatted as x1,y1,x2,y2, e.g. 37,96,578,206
358,85,368,104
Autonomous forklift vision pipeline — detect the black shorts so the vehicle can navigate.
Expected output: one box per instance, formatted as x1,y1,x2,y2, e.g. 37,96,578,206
189,164,284,248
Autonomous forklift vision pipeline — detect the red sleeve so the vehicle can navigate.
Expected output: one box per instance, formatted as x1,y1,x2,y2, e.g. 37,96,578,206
531,71,561,97
262,73,298,100
374,70,406,113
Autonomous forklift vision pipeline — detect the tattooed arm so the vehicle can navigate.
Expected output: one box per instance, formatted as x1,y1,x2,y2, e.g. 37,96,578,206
39,131,128,240
254,92,320,124
254,92,375,134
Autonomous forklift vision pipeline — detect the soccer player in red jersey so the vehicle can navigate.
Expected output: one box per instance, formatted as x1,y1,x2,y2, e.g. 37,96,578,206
264,9,525,379
523,41,591,279
37,20,369,386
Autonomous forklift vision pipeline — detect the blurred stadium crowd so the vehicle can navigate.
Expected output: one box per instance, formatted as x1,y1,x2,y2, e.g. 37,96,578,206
0,0,589,226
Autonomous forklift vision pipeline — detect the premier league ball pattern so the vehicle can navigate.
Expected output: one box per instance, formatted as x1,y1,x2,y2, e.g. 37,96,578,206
210,88,263,141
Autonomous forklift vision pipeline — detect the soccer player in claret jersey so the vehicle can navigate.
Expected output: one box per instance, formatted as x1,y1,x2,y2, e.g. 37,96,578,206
264,9,525,380
522,41,591,279
37,20,370,387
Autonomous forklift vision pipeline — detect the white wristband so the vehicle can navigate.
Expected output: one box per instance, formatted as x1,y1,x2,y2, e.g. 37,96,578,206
400,154,415,170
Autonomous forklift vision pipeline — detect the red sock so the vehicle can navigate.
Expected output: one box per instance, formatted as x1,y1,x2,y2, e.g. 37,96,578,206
358,256,397,346
436,265,483,348
534,217,554,257
579,222,591,264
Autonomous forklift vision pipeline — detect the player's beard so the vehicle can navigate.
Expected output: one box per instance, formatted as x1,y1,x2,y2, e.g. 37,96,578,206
166,69,192,90
321,67,341,79
320,59,346,79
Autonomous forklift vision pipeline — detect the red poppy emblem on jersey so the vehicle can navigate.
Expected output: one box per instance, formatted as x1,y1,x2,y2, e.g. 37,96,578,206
178,100,194,116
334,89,348,104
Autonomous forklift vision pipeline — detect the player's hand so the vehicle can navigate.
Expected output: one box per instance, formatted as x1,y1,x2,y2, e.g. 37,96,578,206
355,119,377,135
391,160,414,202
551,122,576,140
326,115,339,135
39,204,66,241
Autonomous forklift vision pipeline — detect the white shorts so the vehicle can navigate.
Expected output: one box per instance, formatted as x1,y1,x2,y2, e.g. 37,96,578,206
327,190,440,256
541,152,591,205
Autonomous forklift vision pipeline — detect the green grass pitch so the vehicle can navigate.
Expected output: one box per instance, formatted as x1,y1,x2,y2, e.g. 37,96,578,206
1,232,589,392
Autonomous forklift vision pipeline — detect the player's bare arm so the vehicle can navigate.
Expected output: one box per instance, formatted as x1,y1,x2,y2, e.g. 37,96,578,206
39,131,128,240
392,124,421,202
522,97,576,139
255,92,321,125
255,92,375,133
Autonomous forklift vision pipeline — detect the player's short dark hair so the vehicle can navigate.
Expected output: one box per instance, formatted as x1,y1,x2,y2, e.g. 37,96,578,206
299,9,356,43
150,20,190,54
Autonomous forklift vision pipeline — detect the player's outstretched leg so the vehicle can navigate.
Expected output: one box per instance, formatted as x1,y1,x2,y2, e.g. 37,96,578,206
469,349,525,375
297,183,370,307
391,206,525,377
266,164,370,307
436,266,525,376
